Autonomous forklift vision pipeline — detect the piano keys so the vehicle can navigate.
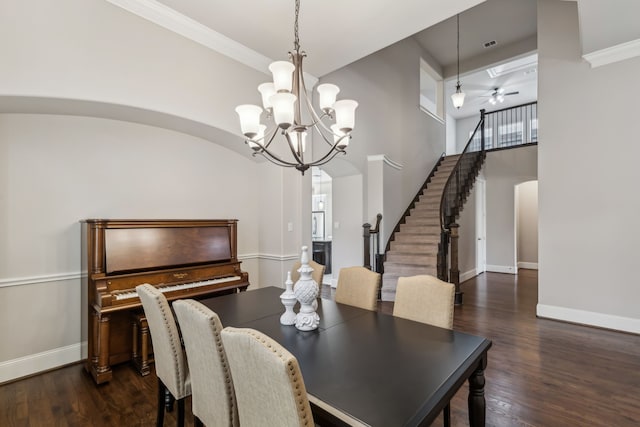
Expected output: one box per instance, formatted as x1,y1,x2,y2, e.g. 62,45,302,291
82,219,250,384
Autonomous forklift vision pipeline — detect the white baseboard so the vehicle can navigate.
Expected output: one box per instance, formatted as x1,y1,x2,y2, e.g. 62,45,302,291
517,262,538,270
460,269,478,283
537,304,640,334
0,342,87,384
486,265,517,274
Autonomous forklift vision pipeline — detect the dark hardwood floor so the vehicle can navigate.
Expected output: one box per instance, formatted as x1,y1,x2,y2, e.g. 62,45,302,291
1,270,639,426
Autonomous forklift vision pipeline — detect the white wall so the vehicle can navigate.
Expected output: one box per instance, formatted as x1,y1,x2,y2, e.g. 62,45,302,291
0,0,267,155
455,115,483,153
0,114,264,380
319,37,446,251
484,146,538,273
330,175,364,286
516,180,538,268
537,0,640,333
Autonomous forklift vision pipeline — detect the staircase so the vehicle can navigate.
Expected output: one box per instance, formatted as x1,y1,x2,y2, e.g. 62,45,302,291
380,155,460,301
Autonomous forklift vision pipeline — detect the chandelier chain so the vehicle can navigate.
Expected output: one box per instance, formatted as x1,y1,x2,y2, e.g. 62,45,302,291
294,0,300,51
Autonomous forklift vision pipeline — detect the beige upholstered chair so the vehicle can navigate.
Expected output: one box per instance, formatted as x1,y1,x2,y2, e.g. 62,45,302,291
220,327,314,427
136,284,191,427
290,260,325,286
392,274,455,426
173,300,239,427
335,266,380,311
393,275,455,329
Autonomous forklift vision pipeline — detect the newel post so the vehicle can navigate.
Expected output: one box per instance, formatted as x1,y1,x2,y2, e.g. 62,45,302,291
362,222,372,270
449,223,463,305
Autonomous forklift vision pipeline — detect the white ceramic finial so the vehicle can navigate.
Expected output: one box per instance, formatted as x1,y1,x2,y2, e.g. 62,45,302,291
280,271,297,325
294,246,320,331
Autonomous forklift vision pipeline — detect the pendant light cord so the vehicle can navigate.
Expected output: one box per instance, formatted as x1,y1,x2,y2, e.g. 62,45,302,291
456,14,460,86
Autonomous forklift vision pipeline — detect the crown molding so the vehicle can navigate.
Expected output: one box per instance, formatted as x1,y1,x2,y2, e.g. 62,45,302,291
106,0,272,73
106,0,319,87
583,38,640,68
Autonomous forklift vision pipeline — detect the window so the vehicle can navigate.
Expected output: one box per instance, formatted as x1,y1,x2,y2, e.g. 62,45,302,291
419,58,444,121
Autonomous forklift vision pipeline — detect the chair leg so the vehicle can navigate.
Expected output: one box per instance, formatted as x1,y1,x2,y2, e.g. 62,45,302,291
176,398,185,427
156,379,166,427
443,402,451,427
165,388,175,413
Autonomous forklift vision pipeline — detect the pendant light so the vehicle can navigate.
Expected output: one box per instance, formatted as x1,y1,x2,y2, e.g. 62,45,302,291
451,14,466,109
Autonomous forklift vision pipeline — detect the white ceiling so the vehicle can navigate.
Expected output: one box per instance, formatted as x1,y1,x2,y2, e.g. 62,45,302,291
111,0,638,121
155,0,485,77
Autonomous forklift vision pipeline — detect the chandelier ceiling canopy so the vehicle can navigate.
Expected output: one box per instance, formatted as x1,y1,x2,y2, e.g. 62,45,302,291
235,0,358,175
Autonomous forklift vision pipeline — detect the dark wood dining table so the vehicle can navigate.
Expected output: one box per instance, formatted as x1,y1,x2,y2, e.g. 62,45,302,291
200,286,492,427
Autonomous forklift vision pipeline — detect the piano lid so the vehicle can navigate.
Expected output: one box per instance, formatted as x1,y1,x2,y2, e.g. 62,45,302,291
104,226,232,274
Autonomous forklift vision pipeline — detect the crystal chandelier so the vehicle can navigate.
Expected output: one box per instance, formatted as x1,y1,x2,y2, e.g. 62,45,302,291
451,14,466,109
235,0,358,175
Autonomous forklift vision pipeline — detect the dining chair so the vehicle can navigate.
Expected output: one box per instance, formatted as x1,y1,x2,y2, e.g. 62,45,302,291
172,299,238,427
335,266,380,311
220,327,314,427
392,274,455,426
290,259,325,286
393,274,455,329
136,284,191,427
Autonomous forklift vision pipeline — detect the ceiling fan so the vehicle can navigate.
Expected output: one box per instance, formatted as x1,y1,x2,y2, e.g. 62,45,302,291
487,87,519,105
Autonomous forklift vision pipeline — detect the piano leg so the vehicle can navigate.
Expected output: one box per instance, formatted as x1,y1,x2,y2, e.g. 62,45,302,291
89,311,113,384
132,313,151,376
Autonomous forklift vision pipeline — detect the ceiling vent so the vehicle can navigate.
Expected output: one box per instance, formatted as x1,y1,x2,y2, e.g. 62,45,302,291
483,40,497,48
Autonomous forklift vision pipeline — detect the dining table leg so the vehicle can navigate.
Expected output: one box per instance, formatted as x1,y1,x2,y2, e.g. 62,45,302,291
468,354,488,427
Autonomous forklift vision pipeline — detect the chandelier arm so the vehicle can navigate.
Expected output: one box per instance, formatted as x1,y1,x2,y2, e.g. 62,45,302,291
257,125,280,151
309,138,347,165
250,127,303,167
284,131,306,165
256,151,301,168
297,77,344,149
307,145,346,167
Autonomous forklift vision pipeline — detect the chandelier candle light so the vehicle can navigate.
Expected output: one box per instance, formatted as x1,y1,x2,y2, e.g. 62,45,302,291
235,0,358,174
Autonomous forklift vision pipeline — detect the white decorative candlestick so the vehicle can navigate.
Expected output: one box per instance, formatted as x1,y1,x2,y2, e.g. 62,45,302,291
294,246,320,331
280,271,297,326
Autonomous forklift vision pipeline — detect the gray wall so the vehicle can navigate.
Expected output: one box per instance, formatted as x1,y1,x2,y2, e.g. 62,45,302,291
516,180,538,266
319,37,446,249
537,0,640,332
457,146,537,279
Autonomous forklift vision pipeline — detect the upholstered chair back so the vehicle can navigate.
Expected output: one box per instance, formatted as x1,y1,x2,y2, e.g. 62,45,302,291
290,260,325,286
335,266,380,311
173,299,239,427
393,275,455,329
221,327,314,427
136,284,190,399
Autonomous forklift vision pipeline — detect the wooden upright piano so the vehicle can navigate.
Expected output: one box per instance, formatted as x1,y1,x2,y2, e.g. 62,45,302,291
82,219,249,384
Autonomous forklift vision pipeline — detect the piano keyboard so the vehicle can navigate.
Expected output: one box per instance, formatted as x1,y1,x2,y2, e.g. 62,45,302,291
113,275,242,300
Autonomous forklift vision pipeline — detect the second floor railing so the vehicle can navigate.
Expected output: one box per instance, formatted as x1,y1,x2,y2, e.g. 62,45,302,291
469,101,537,151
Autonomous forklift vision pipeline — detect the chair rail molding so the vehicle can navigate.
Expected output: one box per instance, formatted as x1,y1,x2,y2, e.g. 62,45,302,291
0,272,84,289
367,154,403,170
